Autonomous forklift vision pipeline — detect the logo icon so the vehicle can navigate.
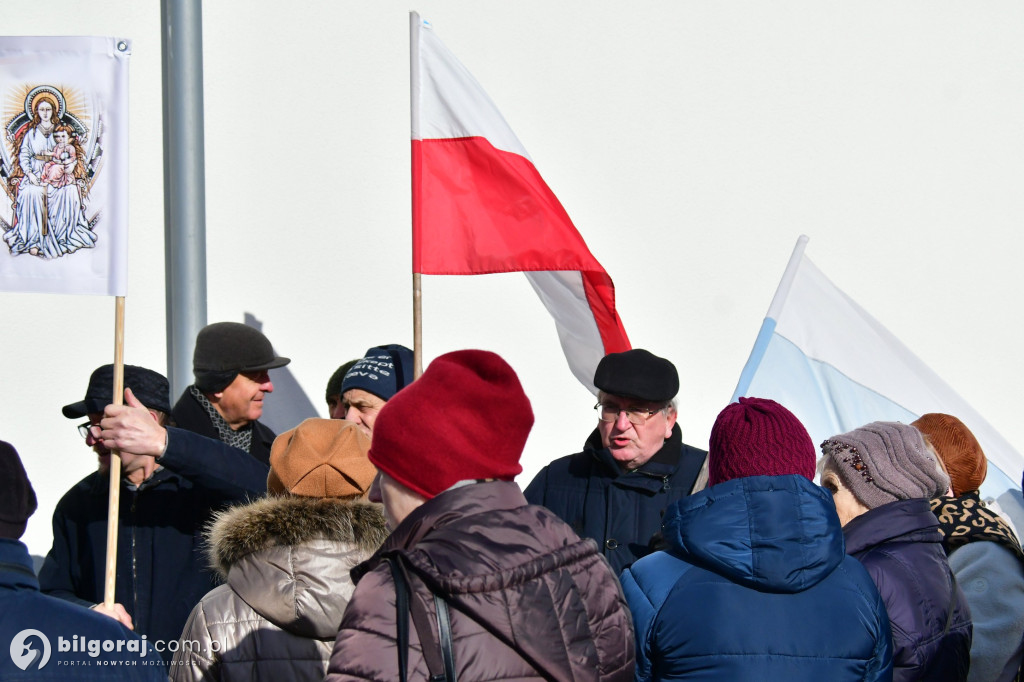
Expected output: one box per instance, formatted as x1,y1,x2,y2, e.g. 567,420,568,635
10,629,51,670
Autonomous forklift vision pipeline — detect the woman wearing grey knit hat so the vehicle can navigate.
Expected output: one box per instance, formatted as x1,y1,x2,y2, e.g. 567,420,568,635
819,421,972,682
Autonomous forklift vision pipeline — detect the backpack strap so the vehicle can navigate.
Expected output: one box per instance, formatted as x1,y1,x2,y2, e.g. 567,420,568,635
386,557,410,682
434,593,458,681
388,554,457,682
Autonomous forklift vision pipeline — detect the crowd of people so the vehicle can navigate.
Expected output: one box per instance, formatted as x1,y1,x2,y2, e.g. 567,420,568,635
3,325,1024,681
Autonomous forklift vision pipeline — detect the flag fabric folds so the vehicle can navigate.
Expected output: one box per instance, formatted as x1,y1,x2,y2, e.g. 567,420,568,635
410,14,629,391
0,37,130,296
732,236,1023,510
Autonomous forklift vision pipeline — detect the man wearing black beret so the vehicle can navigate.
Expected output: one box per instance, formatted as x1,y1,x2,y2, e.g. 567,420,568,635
524,349,708,574
170,321,290,465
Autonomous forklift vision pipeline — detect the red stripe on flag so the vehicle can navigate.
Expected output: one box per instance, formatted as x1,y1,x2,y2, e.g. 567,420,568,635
581,270,631,355
413,137,605,275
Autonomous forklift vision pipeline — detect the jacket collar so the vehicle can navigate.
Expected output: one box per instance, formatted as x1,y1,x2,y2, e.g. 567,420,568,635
0,539,39,591
586,423,684,481
354,480,526,582
86,465,179,496
207,495,388,577
843,497,942,555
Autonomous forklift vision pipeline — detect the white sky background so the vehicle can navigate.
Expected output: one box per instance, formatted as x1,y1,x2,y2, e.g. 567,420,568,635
2,1,1023,557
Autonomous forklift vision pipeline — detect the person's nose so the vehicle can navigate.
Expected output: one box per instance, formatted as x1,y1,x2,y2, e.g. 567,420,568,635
614,410,633,430
85,425,101,446
345,406,362,424
368,473,382,503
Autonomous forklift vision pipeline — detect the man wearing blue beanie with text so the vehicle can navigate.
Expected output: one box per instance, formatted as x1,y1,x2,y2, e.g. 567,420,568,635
339,344,414,437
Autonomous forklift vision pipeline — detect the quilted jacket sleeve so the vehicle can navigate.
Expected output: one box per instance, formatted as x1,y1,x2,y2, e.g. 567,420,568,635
170,600,218,682
326,564,407,682
619,565,657,682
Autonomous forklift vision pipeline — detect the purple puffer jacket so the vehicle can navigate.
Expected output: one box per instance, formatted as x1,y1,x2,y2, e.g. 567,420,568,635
327,480,634,682
844,498,972,682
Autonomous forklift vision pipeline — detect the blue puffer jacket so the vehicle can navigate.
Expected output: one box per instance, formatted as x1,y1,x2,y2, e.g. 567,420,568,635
524,425,707,574
622,475,893,681
844,498,972,682
0,539,167,679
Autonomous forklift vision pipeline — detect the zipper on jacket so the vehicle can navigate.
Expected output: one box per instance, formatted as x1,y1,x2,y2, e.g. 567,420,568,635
130,491,138,620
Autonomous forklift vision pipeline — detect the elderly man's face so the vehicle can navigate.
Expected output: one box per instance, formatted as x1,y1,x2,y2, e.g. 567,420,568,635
376,471,427,530
212,370,273,429
597,393,676,471
84,412,111,470
342,388,386,437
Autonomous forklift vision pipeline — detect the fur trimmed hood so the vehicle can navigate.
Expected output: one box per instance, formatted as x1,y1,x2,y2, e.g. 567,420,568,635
207,494,388,577
200,495,388,638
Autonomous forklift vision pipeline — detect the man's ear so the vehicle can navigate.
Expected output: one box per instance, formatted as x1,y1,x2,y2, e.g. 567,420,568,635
663,409,678,438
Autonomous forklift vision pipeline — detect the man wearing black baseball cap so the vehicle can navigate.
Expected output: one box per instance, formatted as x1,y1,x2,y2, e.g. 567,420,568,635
38,362,269,661
524,349,708,574
171,321,290,465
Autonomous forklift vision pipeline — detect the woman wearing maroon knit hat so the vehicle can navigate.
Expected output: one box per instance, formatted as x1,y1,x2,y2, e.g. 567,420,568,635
622,397,893,681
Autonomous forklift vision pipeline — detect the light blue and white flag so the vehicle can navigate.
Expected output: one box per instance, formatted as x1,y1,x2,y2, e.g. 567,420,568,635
732,235,1023,515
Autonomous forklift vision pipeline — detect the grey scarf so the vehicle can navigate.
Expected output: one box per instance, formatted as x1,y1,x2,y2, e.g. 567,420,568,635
189,385,253,452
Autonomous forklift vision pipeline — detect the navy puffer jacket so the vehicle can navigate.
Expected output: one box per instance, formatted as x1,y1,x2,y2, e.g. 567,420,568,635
622,475,893,681
844,498,972,682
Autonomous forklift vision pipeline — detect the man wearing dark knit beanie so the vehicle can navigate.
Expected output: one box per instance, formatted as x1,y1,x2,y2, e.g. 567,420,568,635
327,350,634,682
525,348,708,574
337,344,414,437
622,397,893,681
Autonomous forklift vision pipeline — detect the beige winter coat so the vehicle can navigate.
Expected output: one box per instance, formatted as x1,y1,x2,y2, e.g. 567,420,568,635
169,495,388,682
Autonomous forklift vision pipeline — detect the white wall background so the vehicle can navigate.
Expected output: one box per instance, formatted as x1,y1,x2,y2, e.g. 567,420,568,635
3,1,1023,558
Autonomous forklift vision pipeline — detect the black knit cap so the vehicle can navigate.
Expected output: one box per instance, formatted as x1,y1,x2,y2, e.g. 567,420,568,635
0,440,37,540
193,322,290,393
63,364,172,418
594,349,679,402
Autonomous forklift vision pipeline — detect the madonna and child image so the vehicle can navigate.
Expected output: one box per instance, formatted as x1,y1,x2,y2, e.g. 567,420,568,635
1,84,104,260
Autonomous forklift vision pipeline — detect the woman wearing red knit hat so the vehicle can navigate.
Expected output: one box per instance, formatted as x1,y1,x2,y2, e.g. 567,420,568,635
326,350,634,682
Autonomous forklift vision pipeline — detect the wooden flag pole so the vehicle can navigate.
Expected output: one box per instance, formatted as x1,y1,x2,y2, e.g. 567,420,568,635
411,12,423,381
413,273,423,379
103,295,126,607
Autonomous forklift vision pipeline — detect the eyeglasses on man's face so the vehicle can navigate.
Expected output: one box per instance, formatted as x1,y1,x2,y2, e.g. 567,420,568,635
594,402,665,426
77,421,97,440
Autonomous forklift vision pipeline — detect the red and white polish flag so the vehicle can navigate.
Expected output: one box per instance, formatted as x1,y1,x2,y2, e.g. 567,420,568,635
411,13,630,391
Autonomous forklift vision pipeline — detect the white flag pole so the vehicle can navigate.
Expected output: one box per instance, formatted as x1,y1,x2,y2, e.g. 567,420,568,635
731,235,809,400
103,296,126,607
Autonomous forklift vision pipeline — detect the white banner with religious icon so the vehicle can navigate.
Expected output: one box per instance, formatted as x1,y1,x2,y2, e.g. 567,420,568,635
0,36,130,296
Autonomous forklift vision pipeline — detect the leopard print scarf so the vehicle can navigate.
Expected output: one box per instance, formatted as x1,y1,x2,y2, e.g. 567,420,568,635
929,490,1024,563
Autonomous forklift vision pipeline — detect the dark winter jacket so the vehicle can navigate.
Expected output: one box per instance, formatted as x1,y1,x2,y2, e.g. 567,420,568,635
172,386,276,465
622,475,894,681
845,498,973,682
37,427,268,659
0,538,166,679
326,480,634,682
524,424,707,574
931,492,1024,682
171,496,388,681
